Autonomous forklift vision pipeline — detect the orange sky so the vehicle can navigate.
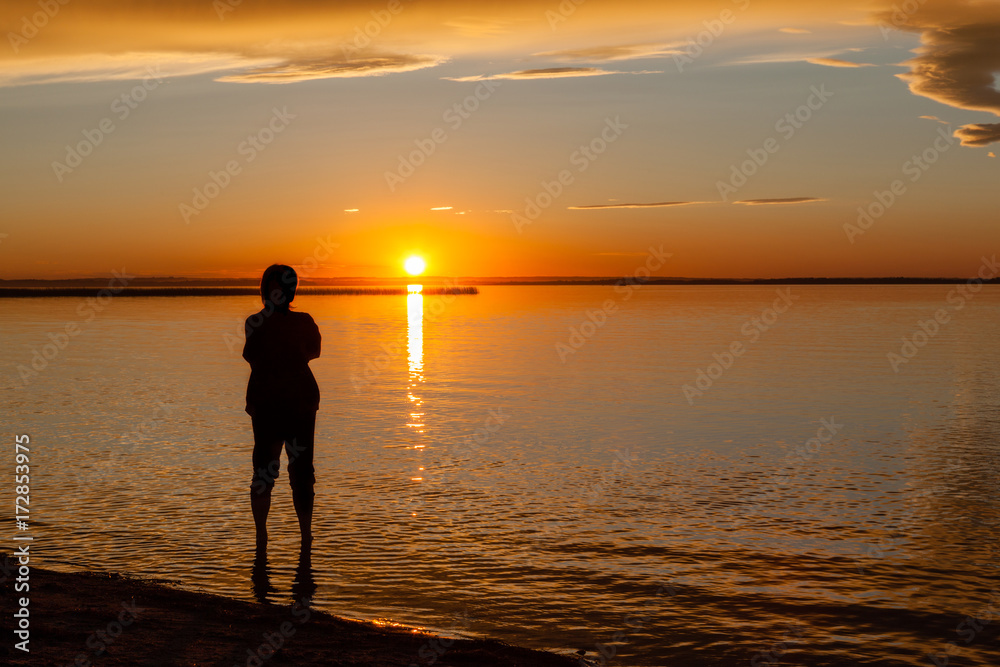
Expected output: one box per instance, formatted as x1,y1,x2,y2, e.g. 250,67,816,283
0,0,997,279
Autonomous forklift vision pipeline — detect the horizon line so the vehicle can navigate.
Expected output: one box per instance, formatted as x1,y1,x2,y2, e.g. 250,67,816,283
2,275,998,285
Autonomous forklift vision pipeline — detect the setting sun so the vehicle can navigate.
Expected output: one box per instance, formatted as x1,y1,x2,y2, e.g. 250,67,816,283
404,256,426,276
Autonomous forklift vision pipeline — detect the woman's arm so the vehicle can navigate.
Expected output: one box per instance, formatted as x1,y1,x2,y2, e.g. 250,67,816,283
305,315,321,360
242,315,260,363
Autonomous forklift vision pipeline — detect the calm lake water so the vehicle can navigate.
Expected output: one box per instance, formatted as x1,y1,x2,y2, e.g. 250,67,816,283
2,285,998,666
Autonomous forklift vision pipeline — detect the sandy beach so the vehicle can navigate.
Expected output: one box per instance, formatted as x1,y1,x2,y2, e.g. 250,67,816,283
1,560,578,666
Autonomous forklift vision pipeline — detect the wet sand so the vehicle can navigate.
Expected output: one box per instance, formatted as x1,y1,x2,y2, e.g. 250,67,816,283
1,562,577,666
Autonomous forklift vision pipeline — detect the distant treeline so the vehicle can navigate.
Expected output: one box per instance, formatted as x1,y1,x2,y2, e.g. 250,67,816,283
463,277,1000,285
0,286,479,298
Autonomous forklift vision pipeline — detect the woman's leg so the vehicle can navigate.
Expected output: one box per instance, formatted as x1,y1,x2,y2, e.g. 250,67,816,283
286,411,316,546
251,414,284,549
250,488,271,548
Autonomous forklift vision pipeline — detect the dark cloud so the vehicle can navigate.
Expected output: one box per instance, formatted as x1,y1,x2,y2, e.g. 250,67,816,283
884,0,1000,147
953,123,1000,147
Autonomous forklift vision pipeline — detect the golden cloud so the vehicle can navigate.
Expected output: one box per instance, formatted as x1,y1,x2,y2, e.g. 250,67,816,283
446,67,660,82
805,57,875,68
216,53,447,83
953,123,1000,147
733,197,826,205
568,201,710,210
885,0,1000,147
0,0,870,86
533,43,683,62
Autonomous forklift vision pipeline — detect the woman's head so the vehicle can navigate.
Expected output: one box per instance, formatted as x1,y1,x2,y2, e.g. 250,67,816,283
260,264,297,311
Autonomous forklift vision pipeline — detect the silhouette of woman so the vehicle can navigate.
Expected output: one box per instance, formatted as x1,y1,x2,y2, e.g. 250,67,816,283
243,264,321,551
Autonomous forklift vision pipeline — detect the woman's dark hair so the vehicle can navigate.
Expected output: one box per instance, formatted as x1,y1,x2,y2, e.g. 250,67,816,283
260,264,297,311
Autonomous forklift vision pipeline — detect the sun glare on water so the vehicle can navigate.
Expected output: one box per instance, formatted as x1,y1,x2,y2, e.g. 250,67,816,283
404,256,426,276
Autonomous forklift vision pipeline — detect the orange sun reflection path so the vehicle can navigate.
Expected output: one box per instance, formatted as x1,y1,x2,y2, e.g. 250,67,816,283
406,285,426,515
406,285,424,434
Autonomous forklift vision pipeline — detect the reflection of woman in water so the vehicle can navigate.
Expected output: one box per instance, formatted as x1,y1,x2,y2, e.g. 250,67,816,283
243,264,321,550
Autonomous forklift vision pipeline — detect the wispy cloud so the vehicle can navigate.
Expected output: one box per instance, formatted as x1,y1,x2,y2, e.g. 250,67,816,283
533,43,682,62
779,28,812,34
0,52,271,87
919,115,950,124
732,48,872,66
217,54,447,83
569,197,826,210
446,67,660,82
0,50,447,87
593,252,653,256
568,201,709,210
806,57,875,68
734,197,826,205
